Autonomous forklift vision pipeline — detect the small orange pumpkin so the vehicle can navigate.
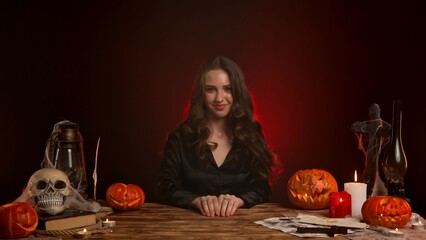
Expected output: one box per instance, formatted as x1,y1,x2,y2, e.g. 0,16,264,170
0,202,38,239
106,183,145,211
287,169,338,209
361,196,412,229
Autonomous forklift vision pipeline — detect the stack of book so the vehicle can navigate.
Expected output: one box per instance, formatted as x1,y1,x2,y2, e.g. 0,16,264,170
37,209,97,231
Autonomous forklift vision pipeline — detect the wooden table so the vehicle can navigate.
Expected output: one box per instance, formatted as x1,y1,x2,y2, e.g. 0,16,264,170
61,202,348,239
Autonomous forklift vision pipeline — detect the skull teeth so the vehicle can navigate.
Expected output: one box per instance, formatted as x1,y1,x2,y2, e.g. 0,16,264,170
36,195,65,207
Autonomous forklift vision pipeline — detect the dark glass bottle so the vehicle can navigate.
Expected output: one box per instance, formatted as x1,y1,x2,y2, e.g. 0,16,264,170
381,100,408,198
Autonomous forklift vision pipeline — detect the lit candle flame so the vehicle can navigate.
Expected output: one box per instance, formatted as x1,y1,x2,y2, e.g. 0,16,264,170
354,170,358,182
83,229,87,233
395,228,399,232
339,198,342,202
106,219,109,222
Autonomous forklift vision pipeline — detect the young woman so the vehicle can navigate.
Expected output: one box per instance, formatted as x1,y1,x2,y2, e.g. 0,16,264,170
156,56,276,217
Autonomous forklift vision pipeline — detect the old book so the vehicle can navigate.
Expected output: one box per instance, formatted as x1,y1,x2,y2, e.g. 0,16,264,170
37,210,97,230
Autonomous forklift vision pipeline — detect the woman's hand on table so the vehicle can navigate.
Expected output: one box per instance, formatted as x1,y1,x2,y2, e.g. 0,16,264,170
192,194,244,217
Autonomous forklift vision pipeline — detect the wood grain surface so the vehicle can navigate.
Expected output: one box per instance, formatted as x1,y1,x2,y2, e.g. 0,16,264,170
60,202,347,239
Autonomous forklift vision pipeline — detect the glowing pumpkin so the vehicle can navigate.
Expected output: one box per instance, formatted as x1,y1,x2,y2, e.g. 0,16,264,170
106,183,145,211
0,202,38,239
361,196,412,229
287,169,338,209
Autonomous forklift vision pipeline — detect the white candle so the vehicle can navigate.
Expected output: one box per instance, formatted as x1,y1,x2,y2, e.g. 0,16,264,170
76,228,91,239
389,228,404,237
102,218,116,228
412,221,425,230
344,170,367,218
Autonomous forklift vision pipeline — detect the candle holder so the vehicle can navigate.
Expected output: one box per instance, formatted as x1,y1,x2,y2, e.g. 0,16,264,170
388,228,404,238
76,228,91,239
412,221,425,230
102,219,116,228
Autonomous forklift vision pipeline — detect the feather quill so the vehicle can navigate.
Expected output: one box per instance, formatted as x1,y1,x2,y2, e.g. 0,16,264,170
93,137,101,201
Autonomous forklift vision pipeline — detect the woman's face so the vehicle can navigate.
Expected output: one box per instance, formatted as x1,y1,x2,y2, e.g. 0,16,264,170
203,69,233,120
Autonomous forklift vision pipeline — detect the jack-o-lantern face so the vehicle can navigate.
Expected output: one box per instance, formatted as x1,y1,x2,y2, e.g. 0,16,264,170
361,196,412,229
287,169,338,209
106,183,145,211
0,202,38,239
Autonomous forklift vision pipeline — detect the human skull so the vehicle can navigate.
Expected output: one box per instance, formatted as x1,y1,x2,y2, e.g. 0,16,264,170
28,168,70,215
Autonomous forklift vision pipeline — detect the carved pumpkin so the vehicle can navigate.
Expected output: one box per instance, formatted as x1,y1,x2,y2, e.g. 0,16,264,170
106,183,145,211
0,202,38,239
287,169,338,209
361,196,412,229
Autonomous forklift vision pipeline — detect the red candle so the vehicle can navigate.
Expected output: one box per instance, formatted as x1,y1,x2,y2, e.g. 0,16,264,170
329,191,352,218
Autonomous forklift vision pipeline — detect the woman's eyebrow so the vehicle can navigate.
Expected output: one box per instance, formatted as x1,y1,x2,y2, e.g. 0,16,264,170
205,84,231,87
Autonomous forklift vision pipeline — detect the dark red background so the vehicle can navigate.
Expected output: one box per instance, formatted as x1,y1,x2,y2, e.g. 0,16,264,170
1,1,425,215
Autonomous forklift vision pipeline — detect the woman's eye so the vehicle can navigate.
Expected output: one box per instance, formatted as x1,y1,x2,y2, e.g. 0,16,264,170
224,87,232,92
205,87,215,92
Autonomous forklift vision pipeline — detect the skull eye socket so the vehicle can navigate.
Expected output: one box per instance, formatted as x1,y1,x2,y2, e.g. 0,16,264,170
54,180,67,189
36,181,48,190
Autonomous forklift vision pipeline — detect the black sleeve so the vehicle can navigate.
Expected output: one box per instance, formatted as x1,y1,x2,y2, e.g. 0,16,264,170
155,131,199,208
237,160,271,208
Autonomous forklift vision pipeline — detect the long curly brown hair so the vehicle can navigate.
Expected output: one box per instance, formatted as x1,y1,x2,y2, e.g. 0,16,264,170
179,56,276,180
